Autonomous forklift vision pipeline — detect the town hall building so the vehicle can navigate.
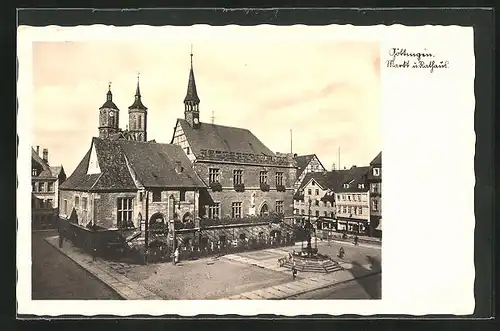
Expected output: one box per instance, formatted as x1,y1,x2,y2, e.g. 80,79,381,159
171,53,297,220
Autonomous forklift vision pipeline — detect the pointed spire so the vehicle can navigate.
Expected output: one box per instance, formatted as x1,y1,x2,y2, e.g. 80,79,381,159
135,73,141,99
128,73,147,110
106,82,112,101
100,82,118,110
184,45,200,104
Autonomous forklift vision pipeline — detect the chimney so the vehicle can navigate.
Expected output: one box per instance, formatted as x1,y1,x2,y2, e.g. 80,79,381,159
42,148,48,162
36,146,40,155
174,161,183,174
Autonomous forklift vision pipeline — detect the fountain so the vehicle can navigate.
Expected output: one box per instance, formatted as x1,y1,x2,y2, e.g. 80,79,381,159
283,219,343,274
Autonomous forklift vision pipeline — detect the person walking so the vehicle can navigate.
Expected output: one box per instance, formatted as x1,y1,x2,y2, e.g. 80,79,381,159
354,235,359,246
58,233,63,248
292,261,297,280
174,247,180,265
338,246,345,259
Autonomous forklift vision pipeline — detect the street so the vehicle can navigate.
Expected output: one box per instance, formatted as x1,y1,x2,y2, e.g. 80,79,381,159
287,273,381,299
31,230,122,300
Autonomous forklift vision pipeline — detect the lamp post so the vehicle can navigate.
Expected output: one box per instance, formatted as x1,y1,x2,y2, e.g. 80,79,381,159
170,195,177,265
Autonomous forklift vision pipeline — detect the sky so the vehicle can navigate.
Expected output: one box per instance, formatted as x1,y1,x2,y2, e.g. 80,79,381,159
31,36,380,175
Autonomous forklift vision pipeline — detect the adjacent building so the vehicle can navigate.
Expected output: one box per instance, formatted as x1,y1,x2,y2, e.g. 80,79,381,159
335,166,371,235
32,146,66,229
58,137,208,231
293,171,346,219
293,154,326,192
368,152,382,237
171,53,297,220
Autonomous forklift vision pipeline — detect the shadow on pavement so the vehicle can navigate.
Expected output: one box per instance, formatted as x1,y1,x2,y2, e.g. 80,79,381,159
347,255,381,299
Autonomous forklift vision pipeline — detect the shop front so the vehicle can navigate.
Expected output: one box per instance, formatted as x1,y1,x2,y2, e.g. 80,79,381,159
336,217,369,235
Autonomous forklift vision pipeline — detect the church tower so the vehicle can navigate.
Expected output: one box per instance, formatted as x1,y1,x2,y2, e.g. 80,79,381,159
184,48,200,129
128,75,148,142
98,83,120,139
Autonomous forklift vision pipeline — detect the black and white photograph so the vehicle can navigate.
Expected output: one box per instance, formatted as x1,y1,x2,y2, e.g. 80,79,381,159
17,18,477,317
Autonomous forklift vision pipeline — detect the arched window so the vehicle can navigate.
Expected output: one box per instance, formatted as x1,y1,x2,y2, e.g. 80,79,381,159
138,115,142,129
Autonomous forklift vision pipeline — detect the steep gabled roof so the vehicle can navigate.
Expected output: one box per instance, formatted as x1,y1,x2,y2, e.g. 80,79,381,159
294,154,327,179
60,137,206,191
32,147,63,179
118,140,205,188
298,170,349,191
175,118,275,157
370,152,382,166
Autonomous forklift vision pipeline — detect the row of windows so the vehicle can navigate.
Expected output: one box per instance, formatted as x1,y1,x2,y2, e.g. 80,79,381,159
208,201,285,219
294,209,335,218
337,205,364,215
209,168,284,186
307,188,321,196
34,198,53,209
336,193,367,202
32,181,54,192
296,199,332,208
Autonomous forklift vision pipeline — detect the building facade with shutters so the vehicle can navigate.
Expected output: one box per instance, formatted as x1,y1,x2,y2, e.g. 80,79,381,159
171,53,297,220
368,152,382,237
32,146,66,229
334,166,371,235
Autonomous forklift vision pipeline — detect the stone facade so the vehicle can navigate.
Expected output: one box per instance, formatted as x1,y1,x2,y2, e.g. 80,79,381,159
59,188,199,230
194,161,295,218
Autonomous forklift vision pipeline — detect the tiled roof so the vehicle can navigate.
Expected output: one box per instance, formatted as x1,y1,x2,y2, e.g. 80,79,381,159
336,166,370,193
118,140,206,188
32,147,64,179
298,170,348,192
370,152,382,166
176,118,275,157
60,137,206,191
294,154,314,177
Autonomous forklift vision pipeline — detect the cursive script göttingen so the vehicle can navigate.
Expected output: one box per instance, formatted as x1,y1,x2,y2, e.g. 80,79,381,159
386,48,450,73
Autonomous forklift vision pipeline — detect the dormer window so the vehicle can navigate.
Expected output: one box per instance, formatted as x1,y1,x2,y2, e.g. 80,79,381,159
343,183,349,188
373,168,380,176
358,183,365,189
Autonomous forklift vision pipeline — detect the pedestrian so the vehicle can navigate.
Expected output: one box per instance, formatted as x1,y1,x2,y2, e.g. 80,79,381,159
174,247,179,265
292,261,297,280
92,246,97,262
58,234,63,248
354,235,359,246
338,246,345,259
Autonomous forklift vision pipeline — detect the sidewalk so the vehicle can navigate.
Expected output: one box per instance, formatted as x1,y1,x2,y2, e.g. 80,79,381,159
45,236,163,300
222,269,367,300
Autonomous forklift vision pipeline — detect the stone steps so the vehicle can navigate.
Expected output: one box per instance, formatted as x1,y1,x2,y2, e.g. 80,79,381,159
283,259,343,274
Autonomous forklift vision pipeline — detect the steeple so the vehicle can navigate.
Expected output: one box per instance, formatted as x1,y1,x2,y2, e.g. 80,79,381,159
128,74,147,110
128,73,148,142
100,82,119,110
98,82,120,139
184,46,200,104
184,45,200,129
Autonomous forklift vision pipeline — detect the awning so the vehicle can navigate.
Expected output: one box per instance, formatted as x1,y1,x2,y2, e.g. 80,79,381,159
376,219,382,231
